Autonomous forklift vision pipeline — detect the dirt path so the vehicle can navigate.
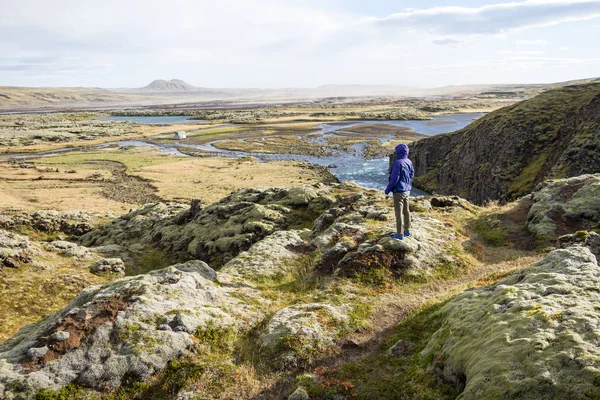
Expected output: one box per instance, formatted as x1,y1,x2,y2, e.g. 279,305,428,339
263,251,542,398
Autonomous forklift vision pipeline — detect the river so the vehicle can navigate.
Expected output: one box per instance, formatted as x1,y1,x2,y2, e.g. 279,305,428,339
101,113,484,195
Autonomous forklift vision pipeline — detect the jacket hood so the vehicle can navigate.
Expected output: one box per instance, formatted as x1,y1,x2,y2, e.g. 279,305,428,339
395,144,409,159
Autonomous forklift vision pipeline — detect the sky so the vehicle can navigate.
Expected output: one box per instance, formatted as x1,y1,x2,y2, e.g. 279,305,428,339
1,0,599,88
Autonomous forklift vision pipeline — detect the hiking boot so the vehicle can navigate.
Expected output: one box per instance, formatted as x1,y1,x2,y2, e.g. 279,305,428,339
391,234,403,240
404,231,411,237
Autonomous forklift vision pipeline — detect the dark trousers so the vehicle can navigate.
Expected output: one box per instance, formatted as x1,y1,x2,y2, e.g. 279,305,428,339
393,192,411,234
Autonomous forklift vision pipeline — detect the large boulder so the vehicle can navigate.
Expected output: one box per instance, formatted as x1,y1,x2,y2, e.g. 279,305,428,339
422,246,600,399
221,229,309,280
0,210,99,236
260,303,349,369
526,174,600,238
311,195,468,279
0,261,265,397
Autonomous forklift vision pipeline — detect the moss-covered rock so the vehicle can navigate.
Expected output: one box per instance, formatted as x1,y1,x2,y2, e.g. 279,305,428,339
79,185,334,268
526,174,600,238
260,303,349,369
422,246,600,399
0,261,265,398
221,229,309,280
0,229,40,270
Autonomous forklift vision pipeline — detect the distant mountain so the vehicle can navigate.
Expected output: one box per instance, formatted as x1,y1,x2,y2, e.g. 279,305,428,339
140,79,200,92
2,77,599,110
410,82,600,204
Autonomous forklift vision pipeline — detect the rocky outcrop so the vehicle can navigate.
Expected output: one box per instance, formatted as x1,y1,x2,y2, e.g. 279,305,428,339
0,261,265,397
0,182,487,398
0,230,39,270
422,245,600,399
0,210,100,236
311,195,468,280
557,231,600,259
526,174,600,238
79,185,334,267
410,82,600,204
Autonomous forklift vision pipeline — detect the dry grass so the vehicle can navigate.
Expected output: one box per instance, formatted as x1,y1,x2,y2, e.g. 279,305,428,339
0,147,331,211
0,254,108,342
134,156,327,204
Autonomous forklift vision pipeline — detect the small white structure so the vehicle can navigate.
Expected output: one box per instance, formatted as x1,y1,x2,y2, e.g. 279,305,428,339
175,131,187,139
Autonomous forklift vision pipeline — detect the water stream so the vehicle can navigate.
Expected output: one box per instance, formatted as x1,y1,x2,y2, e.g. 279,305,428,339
100,113,484,195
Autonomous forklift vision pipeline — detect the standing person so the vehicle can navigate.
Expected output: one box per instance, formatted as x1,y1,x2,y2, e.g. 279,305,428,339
385,144,414,240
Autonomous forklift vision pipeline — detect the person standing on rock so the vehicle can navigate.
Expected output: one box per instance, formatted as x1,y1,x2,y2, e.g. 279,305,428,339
385,144,414,240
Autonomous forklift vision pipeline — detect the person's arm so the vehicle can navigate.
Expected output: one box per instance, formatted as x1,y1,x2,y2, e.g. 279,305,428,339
385,161,400,194
409,161,415,180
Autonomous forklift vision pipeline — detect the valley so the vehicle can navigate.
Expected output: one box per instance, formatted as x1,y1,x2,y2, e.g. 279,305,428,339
0,82,599,400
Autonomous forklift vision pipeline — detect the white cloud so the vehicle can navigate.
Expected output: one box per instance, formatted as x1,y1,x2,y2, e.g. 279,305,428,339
0,0,598,87
558,46,571,50
371,1,600,36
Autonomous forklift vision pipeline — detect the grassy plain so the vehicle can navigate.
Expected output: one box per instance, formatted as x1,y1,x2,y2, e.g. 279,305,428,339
0,147,332,212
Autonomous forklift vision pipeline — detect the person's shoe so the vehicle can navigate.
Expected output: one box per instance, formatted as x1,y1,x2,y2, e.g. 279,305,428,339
391,234,403,240
404,231,411,237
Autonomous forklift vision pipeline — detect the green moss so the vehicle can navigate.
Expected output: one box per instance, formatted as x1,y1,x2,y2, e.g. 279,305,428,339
414,168,441,192
35,385,94,400
575,230,590,240
507,153,548,199
128,247,174,275
347,303,373,331
123,353,240,399
355,265,394,287
194,320,238,350
473,217,507,246
433,246,473,280
115,323,162,354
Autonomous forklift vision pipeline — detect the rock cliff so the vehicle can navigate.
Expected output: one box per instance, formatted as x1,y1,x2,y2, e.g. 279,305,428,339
410,82,600,204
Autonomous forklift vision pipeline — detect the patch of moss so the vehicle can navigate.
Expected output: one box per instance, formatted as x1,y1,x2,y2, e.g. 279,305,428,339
35,385,94,400
194,320,238,351
473,217,507,246
355,265,394,288
507,152,548,199
414,168,441,192
347,303,373,332
115,323,163,354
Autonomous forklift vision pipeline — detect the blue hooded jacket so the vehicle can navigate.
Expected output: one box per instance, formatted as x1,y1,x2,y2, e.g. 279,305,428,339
385,144,414,194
